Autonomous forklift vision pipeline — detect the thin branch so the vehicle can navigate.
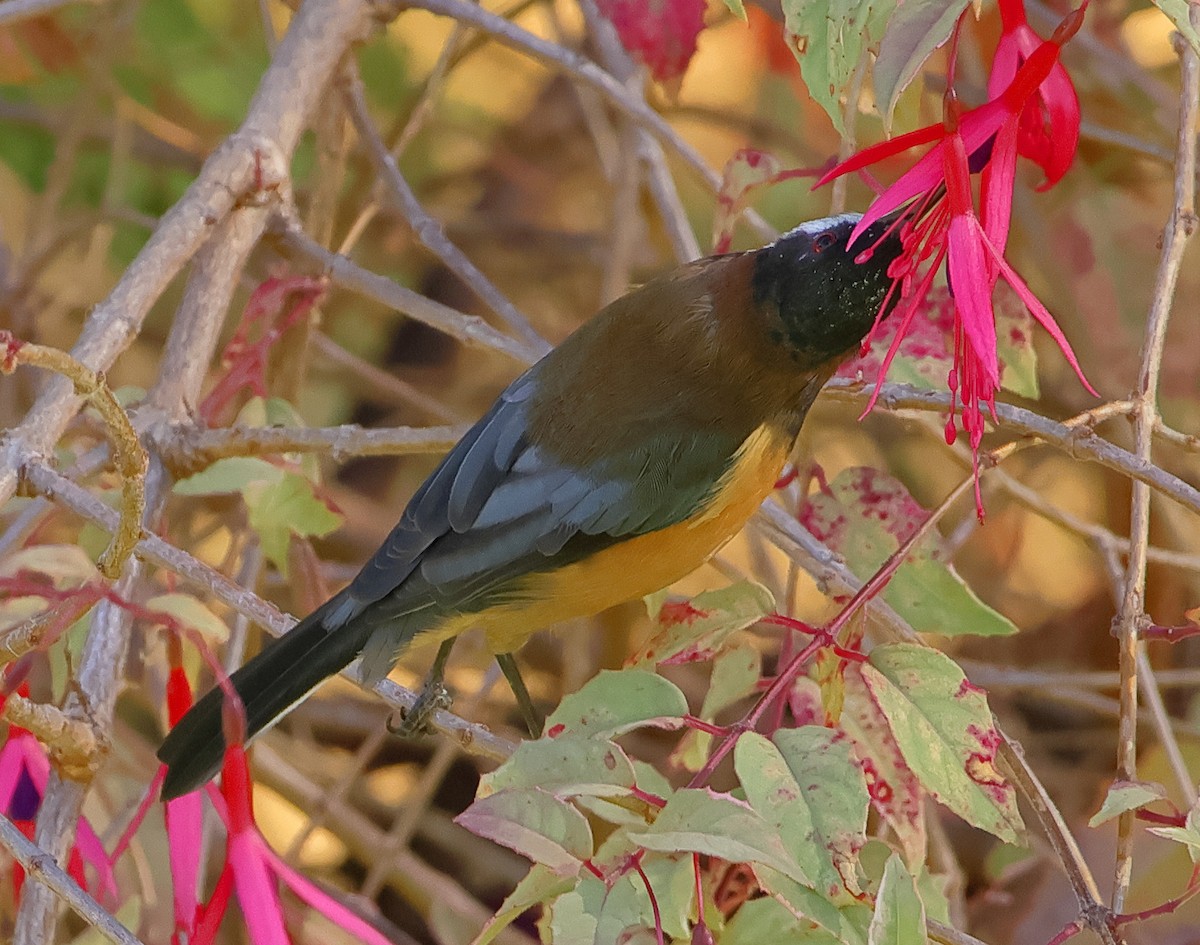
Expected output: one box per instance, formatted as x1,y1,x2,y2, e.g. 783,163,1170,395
21,461,518,765
309,331,467,422
398,0,774,240
823,382,1200,517
987,466,1200,572
0,0,377,510
577,0,702,262
997,740,1117,945
1111,16,1199,912
340,62,550,355
271,211,542,364
0,814,144,945
166,422,466,471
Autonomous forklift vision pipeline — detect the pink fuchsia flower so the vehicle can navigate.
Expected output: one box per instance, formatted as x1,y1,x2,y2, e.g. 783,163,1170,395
817,2,1095,516
0,686,117,905
185,699,394,945
989,0,1081,189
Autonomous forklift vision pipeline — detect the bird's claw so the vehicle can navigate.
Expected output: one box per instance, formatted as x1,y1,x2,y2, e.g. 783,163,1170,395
387,681,453,738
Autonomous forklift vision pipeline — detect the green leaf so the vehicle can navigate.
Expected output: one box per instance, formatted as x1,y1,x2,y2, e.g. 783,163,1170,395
479,736,637,800
145,593,229,644
862,645,1023,843
914,869,951,926
841,666,926,866
471,865,576,945
671,642,762,772
723,0,748,21
736,729,870,899
540,855,694,944
868,854,927,945
757,867,872,945
173,457,283,495
544,669,688,738
0,544,100,586
244,473,342,576
783,0,898,134
636,581,775,666
1088,780,1168,828
802,468,1017,638
723,896,844,944
455,788,593,876
873,0,972,132
634,788,807,883
1153,1,1200,58
1147,803,1200,863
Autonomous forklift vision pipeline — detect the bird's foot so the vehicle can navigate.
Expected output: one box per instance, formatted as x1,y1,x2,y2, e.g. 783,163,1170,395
388,681,454,737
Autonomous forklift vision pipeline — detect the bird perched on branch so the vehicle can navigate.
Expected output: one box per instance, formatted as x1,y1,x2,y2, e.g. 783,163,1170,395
159,212,905,799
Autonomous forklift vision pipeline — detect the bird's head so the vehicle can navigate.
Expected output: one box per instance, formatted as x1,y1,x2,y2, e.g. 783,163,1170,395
751,213,905,368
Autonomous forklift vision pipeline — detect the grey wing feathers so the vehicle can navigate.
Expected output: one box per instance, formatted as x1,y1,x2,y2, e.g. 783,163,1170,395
340,366,743,684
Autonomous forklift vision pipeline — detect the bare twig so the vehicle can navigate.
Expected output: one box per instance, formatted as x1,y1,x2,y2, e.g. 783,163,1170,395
271,211,542,364
340,62,550,355
399,0,775,240
166,422,466,470
0,814,144,945
21,461,519,764
0,0,377,510
824,382,1200,516
1111,17,1199,911
0,334,147,577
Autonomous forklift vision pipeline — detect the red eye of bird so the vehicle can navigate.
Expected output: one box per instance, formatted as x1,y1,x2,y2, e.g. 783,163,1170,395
813,232,836,253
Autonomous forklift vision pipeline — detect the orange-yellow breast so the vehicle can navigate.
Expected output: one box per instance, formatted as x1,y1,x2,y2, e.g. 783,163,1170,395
421,423,793,653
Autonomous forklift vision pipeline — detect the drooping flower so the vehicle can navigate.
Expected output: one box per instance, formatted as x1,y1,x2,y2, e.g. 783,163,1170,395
818,1,1095,516
0,684,117,905
989,0,1082,188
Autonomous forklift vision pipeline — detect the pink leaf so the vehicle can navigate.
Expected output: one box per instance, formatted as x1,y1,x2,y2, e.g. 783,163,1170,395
596,0,706,84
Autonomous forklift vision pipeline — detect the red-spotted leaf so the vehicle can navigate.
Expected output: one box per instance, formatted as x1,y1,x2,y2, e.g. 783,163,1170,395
712,149,783,253
455,788,593,876
873,0,973,132
635,581,774,667
544,669,688,738
596,0,707,85
837,286,954,389
842,664,927,866
860,644,1023,843
801,467,1017,638
736,729,870,899
782,0,897,134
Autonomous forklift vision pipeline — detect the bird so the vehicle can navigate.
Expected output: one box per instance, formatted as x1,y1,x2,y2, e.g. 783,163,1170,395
158,211,906,799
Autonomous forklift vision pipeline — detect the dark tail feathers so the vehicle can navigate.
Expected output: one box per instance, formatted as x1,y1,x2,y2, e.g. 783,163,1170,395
158,594,371,800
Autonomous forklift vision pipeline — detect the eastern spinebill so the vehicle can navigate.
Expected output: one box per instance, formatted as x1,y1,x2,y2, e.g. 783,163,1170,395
158,212,905,798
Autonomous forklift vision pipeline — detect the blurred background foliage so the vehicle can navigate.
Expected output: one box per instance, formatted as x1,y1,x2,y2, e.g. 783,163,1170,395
0,0,1199,942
